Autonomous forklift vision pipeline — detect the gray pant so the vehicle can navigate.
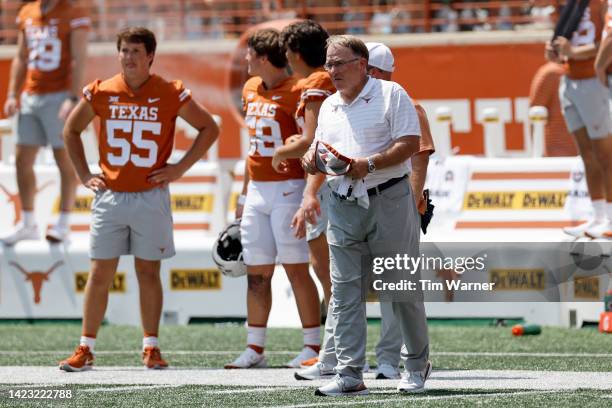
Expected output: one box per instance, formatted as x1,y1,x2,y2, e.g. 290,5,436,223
326,180,429,380
376,301,402,368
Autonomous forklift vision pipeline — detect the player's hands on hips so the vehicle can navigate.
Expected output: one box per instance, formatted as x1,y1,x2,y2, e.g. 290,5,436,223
58,98,76,121
82,173,107,192
302,194,320,225
300,147,317,174
346,157,368,179
147,164,184,188
271,151,289,174
3,95,18,117
291,207,306,239
596,66,609,87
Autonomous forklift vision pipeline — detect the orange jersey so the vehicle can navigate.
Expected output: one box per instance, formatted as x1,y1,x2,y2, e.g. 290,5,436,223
605,0,612,37
17,0,90,94
413,101,435,155
295,70,335,132
243,76,304,181
565,0,605,79
84,74,192,192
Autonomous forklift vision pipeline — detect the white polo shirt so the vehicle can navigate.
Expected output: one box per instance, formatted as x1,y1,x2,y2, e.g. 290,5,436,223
315,76,420,189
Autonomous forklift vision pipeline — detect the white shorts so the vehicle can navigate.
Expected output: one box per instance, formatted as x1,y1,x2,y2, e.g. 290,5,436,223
17,91,69,149
240,179,309,265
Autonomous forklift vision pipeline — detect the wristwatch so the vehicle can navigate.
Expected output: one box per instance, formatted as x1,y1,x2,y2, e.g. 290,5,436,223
367,157,376,174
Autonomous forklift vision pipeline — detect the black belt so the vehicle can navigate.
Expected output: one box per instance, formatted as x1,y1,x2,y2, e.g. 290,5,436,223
334,175,408,199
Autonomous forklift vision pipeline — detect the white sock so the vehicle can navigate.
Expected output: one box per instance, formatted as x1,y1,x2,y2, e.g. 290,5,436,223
56,211,70,229
22,211,35,227
246,326,266,349
79,336,96,352
303,326,320,347
143,336,159,350
606,202,612,223
592,199,606,221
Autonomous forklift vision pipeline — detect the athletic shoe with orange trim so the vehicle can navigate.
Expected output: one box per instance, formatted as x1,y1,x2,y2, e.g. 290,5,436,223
142,347,168,369
59,345,95,372
300,356,319,368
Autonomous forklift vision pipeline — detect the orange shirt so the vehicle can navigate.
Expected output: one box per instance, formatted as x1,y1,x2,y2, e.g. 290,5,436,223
413,102,435,155
295,70,335,133
243,76,304,181
17,0,90,94
84,74,192,192
565,0,605,79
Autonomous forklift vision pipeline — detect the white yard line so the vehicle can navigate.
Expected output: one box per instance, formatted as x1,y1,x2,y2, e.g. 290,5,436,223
0,368,610,391
80,385,180,393
0,350,610,358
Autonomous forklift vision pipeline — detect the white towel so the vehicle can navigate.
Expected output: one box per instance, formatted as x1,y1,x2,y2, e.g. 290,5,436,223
329,176,370,209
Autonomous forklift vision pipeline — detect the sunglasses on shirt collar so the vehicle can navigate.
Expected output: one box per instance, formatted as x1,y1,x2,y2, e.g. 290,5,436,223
314,140,353,176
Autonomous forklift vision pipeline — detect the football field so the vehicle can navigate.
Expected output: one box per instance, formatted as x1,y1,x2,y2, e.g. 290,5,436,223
0,322,610,407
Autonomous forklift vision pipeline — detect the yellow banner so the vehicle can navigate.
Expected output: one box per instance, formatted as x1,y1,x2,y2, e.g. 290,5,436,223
54,196,93,214
489,269,546,291
171,194,214,212
75,272,126,293
574,276,599,300
464,191,567,210
170,269,221,290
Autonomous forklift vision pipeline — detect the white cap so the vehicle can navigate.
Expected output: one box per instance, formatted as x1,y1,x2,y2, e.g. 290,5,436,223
366,42,395,73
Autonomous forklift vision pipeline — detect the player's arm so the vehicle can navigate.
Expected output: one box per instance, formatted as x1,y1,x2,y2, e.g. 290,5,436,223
302,172,326,225
148,99,219,186
595,35,612,86
410,106,433,204
59,28,89,120
235,158,250,219
63,99,105,191
3,31,27,117
272,100,324,172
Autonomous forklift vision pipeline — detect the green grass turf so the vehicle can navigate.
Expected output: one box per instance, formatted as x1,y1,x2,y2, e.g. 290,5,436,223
0,385,609,408
0,323,610,371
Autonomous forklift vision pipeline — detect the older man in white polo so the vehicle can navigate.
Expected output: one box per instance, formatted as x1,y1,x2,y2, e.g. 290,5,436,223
301,35,431,397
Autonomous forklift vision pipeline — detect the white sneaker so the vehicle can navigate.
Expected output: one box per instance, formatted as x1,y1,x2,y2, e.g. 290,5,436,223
375,363,400,379
285,346,318,368
46,225,69,243
563,219,604,238
397,360,432,393
585,221,612,240
315,374,369,396
224,347,267,369
294,361,335,381
0,223,39,245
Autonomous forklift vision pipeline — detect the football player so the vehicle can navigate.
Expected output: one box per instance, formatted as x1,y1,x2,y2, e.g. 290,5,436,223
1,0,89,245
226,28,321,369
59,27,219,371
273,20,334,308
547,0,612,238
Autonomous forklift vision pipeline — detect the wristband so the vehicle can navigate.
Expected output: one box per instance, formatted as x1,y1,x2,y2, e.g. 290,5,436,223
237,194,246,206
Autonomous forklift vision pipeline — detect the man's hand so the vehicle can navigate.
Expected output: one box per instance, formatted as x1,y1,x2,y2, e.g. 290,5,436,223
271,151,289,174
147,163,185,187
302,193,321,225
3,95,18,117
82,173,107,192
346,157,368,179
553,37,572,60
235,204,244,219
596,65,609,87
544,41,560,62
291,207,306,239
300,147,317,175
58,98,77,121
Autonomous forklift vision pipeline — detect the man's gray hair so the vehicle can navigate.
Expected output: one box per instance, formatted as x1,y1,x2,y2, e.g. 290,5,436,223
326,35,369,60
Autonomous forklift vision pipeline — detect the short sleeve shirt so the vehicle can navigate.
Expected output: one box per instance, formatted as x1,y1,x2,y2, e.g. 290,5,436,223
83,74,192,192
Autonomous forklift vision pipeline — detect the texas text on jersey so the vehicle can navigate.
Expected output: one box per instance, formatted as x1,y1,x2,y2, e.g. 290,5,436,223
83,74,192,192
242,76,304,181
17,0,90,94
